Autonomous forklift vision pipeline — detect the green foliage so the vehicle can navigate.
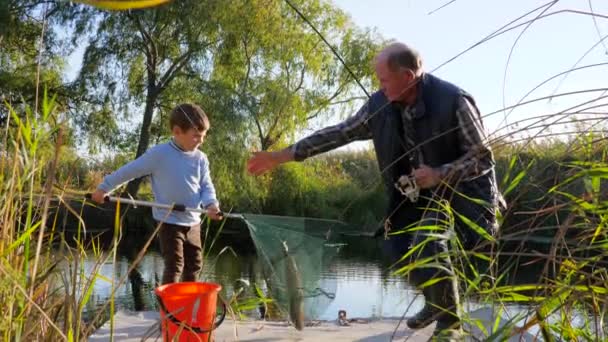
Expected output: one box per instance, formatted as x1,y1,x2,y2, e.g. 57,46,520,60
0,1,68,110
212,0,381,151
4,1,608,340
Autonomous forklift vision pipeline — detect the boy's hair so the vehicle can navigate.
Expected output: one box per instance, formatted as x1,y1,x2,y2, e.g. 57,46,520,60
169,103,210,132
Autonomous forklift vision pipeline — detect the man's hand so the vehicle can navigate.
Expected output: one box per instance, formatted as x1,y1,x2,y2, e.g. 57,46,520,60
206,204,223,221
246,149,293,175
91,189,108,204
413,164,442,189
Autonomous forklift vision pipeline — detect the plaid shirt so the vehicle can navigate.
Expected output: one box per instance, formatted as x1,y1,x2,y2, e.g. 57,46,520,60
292,96,494,184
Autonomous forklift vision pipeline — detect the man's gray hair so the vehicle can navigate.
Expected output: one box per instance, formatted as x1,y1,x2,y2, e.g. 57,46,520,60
376,42,423,75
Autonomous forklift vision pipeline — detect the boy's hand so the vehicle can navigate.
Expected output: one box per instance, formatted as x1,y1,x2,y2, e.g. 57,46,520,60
91,189,108,204
206,204,223,220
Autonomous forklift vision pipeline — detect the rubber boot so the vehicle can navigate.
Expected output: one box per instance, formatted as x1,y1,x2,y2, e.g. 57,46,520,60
430,277,463,341
407,287,439,329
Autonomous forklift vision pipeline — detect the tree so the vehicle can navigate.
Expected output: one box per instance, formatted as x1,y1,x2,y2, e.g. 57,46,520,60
0,1,65,113
212,0,382,151
65,0,224,195
63,0,382,197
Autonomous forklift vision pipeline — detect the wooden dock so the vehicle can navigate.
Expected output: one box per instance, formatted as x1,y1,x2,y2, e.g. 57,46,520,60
88,307,538,341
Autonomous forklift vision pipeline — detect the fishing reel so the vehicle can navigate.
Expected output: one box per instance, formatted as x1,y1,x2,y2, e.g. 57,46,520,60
394,173,419,203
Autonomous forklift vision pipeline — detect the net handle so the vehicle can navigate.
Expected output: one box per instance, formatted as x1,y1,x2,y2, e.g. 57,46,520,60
85,193,243,219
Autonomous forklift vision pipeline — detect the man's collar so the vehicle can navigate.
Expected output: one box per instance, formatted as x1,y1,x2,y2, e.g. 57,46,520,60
409,73,426,119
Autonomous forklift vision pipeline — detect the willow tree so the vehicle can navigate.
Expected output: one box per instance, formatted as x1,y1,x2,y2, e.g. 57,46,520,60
212,0,382,151
64,0,381,196
0,1,66,112
65,0,223,196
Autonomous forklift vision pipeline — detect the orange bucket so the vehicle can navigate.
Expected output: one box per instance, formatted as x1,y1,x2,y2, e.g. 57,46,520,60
155,282,225,342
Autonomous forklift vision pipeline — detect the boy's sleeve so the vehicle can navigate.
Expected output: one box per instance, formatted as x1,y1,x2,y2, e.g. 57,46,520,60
199,154,219,208
97,147,159,193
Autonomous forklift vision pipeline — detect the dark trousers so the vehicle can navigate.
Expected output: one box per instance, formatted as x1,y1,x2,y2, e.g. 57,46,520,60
158,222,203,285
382,197,496,324
382,195,496,271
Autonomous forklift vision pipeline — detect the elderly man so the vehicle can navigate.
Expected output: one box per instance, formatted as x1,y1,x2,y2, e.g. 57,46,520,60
247,42,501,340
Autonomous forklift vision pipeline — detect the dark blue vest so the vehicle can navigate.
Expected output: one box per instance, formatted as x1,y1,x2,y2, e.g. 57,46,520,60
367,73,498,229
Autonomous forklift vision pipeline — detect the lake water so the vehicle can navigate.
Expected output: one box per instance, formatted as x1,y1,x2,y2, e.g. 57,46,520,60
70,226,605,340
51,202,606,341
79,239,427,322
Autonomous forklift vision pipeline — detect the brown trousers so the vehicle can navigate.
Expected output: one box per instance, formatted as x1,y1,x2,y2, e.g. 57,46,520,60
158,222,203,284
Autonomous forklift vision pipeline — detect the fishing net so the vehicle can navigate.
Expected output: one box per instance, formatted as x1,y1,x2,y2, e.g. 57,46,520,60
241,214,350,322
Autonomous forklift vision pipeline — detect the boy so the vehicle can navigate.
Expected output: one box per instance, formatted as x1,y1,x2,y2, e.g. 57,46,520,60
91,103,222,284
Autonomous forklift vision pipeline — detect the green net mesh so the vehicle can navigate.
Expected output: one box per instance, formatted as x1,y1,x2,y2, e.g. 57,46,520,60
242,214,349,322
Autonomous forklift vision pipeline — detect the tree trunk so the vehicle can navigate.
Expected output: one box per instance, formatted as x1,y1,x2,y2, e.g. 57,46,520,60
125,87,157,197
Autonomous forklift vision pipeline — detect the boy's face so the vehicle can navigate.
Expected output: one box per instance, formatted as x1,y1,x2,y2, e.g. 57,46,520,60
172,126,207,151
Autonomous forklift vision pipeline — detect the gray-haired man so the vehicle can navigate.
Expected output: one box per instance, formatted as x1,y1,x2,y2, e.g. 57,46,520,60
247,42,501,340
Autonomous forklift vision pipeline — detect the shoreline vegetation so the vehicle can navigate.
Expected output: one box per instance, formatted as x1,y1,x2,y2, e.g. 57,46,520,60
2,0,607,340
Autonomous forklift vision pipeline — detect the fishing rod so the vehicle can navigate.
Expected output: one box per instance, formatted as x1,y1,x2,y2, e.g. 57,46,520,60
19,192,378,237
84,194,243,219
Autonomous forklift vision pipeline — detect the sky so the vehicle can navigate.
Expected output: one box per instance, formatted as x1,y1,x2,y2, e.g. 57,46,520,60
328,0,608,141
64,0,608,153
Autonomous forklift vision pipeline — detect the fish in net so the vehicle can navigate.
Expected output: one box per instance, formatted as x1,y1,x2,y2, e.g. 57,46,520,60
242,214,348,329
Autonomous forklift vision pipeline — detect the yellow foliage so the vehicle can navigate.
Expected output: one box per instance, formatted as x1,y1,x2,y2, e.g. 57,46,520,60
71,0,171,11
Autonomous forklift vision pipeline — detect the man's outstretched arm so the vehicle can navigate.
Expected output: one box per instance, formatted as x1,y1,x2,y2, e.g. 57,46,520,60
247,102,373,175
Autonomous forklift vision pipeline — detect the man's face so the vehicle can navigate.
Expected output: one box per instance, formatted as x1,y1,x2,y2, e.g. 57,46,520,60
173,126,207,151
375,60,414,103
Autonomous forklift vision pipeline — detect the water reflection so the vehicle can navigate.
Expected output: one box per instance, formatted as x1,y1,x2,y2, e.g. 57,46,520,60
65,230,604,341
78,245,422,321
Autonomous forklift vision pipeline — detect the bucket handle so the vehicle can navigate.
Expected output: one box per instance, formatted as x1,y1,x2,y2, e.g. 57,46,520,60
156,294,226,334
